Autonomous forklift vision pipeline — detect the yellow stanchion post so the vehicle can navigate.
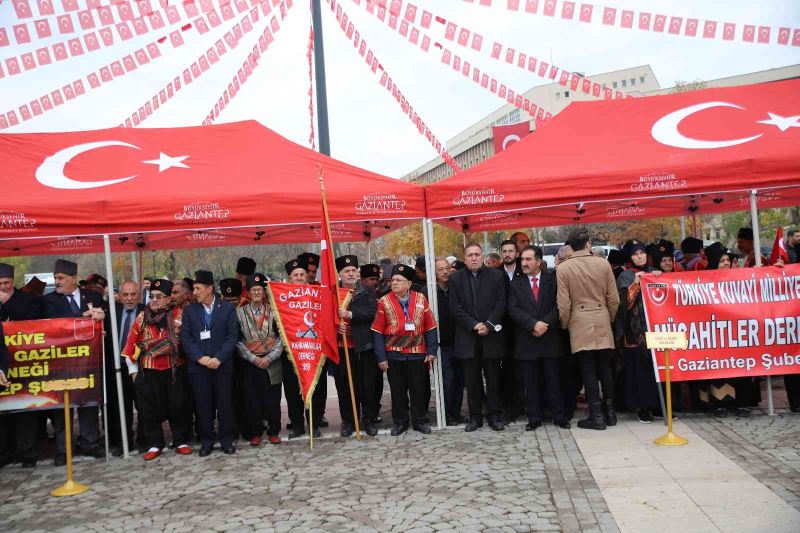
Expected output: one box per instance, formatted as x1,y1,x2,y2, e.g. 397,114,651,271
51,391,89,497
653,348,688,447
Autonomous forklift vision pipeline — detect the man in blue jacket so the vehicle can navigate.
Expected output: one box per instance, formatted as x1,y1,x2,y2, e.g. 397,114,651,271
180,270,239,456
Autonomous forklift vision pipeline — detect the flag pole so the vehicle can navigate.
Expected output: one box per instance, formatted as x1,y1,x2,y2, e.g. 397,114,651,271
318,172,361,440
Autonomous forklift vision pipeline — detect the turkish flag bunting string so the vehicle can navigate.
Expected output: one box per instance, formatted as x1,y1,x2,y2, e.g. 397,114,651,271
1,20,205,129
464,0,799,47
200,3,291,126
329,0,461,172
429,8,627,100
306,21,316,149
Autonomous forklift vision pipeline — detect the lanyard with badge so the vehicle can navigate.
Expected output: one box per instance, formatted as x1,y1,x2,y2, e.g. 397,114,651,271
201,304,212,340
399,298,415,333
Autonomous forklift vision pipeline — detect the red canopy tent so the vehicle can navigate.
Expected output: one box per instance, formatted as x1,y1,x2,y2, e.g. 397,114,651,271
0,120,425,255
425,79,800,231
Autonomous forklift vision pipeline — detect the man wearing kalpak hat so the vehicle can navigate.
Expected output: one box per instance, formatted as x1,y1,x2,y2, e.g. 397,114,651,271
360,263,384,424
180,270,239,456
122,279,193,460
219,276,248,438
42,259,107,465
236,273,283,446
282,258,325,438
736,227,769,268
679,237,704,271
234,257,257,306
334,255,380,437
298,252,320,284
0,262,44,468
371,264,439,435
219,278,243,305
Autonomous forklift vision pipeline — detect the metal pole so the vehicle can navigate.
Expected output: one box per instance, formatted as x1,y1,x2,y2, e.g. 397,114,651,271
483,231,490,253
423,219,446,430
366,239,372,264
680,216,687,241
103,235,130,458
750,190,774,416
311,0,331,156
130,252,139,284
691,213,698,238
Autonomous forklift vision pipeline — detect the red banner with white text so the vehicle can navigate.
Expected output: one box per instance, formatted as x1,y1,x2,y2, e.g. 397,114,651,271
641,264,800,382
0,318,104,412
267,282,330,405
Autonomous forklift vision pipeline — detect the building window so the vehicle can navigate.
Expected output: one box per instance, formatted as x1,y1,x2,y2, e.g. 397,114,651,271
564,91,570,98
612,81,618,88
631,78,636,86
555,92,561,98
622,79,627,87
509,109,521,123
640,76,645,83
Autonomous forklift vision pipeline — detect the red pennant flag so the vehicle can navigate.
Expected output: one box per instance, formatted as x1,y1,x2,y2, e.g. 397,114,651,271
507,0,519,10
548,65,558,79
527,56,537,72
21,53,35,71
777,27,790,45
36,47,52,65
793,29,800,46
13,24,32,44
517,52,527,68
0,28,8,47
471,33,483,50
639,12,651,30
723,23,736,41
620,10,634,28
14,0,33,18
404,4,417,22
703,20,717,39
34,19,52,38
505,47,515,63
458,28,470,46
758,26,771,44
85,32,100,51
592,82,601,96
524,0,538,13
770,227,789,265
421,10,432,28
570,75,579,90
491,41,502,58
269,282,337,403
37,0,55,15
78,10,95,30
543,0,555,16
669,17,682,34
559,70,569,86
685,18,699,37
68,38,84,56
653,14,666,32
537,61,548,77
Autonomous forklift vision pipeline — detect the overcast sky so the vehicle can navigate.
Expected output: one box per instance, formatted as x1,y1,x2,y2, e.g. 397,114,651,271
2,0,799,178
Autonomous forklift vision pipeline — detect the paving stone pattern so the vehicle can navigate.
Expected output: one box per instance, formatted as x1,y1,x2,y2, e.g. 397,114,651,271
0,421,618,533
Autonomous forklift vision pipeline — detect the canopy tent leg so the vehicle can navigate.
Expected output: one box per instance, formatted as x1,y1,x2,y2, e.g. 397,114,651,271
423,219,446,430
680,217,687,241
103,235,131,458
483,231,490,253
130,252,139,284
749,191,774,416
691,213,698,238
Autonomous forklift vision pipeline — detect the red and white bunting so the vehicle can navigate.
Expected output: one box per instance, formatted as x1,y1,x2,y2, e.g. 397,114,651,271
333,0,460,171
464,0,798,46
306,22,316,149
199,3,289,125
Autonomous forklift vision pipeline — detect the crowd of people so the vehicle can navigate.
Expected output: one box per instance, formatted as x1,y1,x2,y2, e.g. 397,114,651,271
0,226,798,468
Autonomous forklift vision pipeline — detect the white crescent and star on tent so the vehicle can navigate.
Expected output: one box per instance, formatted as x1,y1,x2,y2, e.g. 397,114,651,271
35,141,190,190
651,101,799,149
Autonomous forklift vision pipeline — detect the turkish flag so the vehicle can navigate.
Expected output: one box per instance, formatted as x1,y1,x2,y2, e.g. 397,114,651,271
723,23,735,41
21,53,36,71
493,121,530,153
78,10,95,30
653,14,666,32
68,38,84,56
602,7,615,25
52,43,67,61
85,32,100,51
445,22,456,40
685,18,699,37
579,4,592,23
507,0,519,10
770,227,789,265
19,105,32,121
549,66,558,79
570,75,579,91
581,77,591,93
777,28,790,45
6,58,21,76
421,35,430,51
13,24,31,44
99,27,114,46
458,28,470,46
561,1,574,19
0,29,8,47
62,0,78,10
527,56,537,72
505,47,515,63
758,26,771,44
420,10,432,28
37,0,54,15
639,12,651,31
793,29,800,46
669,17,682,34
592,82,601,97
41,95,53,110
703,20,717,39
117,22,133,41
409,28,419,44
491,41,502,59
318,218,341,365
405,3,417,22
537,61,548,77
620,10,633,28
517,52,526,68
87,72,101,88
524,0,538,13
14,0,33,18
543,0,555,16
36,47,52,65
559,70,569,86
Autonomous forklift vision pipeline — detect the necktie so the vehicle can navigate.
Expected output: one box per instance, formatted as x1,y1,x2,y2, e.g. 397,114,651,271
67,294,80,315
469,272,479,314
531,277,539,302
120,309,132,349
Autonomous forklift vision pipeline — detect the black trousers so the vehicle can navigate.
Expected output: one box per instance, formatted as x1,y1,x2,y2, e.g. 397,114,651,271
105,357,134,447
579,349,614,405
334,348,377,425
463,346,502,423
0,412,40,463
188,371,234,449
559,352,580,420
282,353,326,428
242,362,281,438
785,374,800,410
387,359,428,425
520,358,567,424
373,369,384,417
232,355,250,439
134,367,192,449
52,406,99,454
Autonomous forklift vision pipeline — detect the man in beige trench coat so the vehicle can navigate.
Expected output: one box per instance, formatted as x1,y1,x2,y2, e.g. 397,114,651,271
556,228,620,430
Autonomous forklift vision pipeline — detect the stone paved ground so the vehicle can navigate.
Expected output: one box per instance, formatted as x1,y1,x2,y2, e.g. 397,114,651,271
0,421,618,533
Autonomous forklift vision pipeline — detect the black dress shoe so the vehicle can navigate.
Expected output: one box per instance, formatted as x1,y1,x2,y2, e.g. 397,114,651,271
199,448,213,457
736,407,751,418
318,416,330,428
22,459,37,468
83,446,106,459
446,417,460,426
464,421,482,432
365,424,378,437
555,420,571,429
372,416,382,425
526,420,542,431
53,453,67,467
489,421,505,431
312,427,322,438
222,446,236,455
286,421,294,430
413,423,431,435
340,423,355,438
288,428,306,440
390,424,408,436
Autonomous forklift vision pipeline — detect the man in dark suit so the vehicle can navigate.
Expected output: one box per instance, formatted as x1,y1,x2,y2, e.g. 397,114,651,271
449,243,507,432
335,255,379,437
0,263,44,468
180,270,239,456
108,280,145,455
42,259,107,466
497,239,525,423
508,246,570,431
